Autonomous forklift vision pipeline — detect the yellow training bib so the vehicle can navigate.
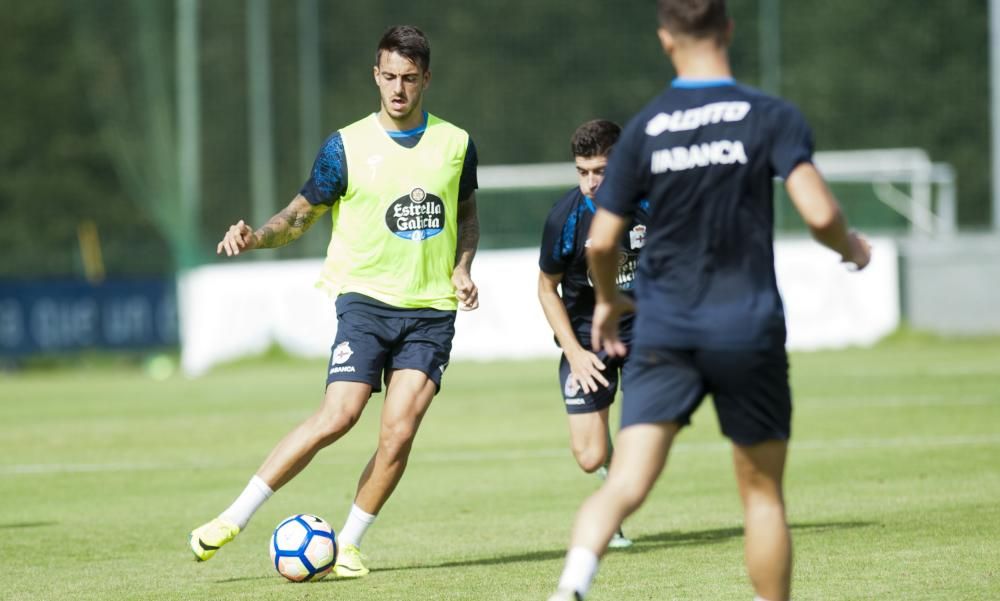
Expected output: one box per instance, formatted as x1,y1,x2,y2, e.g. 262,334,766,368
317,113,469,311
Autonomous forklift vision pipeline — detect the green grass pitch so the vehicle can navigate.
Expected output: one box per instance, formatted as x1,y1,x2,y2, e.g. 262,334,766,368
1,333,998,600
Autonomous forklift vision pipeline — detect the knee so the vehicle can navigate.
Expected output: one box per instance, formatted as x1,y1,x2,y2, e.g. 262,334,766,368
620,486,650,513
573,446,608,474
743,491,786,518
604,474,651,512
311,404,363,444
739,475,786,511
570,431,609,474
379,422,418,462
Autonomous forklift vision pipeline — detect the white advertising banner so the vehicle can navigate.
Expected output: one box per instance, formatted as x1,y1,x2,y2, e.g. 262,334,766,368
179,239,898,376
775,238,899,350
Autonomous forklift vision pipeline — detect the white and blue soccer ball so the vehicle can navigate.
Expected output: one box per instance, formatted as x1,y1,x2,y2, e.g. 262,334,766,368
269,514,338,582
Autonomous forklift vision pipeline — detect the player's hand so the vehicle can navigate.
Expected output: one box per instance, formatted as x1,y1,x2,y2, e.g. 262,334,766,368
591,294,635,358
216,220,258,257
842,231,872,271
565,346,609,394
452,266,479,311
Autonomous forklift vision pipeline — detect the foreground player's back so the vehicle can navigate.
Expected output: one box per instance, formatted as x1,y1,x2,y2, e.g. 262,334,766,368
599,80,814,349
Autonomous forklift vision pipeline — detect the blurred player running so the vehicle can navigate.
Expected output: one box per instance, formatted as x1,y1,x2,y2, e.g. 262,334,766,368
537,119,649,549
548,1,871,600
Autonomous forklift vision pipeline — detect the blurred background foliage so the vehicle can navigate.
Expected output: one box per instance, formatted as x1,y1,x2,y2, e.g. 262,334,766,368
0,0,989,276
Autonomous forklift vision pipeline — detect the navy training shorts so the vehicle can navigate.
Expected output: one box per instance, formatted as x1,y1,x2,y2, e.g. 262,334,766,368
558,349,626,414
620,345,791,445
326,308,456,394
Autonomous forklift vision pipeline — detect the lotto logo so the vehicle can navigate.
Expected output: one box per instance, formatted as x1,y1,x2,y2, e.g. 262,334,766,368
644,101,751,135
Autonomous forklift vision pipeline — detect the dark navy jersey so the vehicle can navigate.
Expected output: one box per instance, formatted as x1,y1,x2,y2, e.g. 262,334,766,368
597,79,814,350
539,187,650,347
300,112,479,206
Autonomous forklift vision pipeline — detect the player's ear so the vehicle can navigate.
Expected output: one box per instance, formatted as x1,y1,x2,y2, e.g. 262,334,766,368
721,18,734,47
657,27,675,56
373,65,380,85
422,68,431,91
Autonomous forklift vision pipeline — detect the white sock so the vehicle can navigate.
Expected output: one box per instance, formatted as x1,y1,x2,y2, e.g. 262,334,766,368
557,546,599,597
339,503,377,548
219,475,273,530
754,596,776,601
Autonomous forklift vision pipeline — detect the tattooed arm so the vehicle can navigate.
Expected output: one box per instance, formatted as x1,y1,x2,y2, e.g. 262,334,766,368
451,193,480,310
216,195,329,256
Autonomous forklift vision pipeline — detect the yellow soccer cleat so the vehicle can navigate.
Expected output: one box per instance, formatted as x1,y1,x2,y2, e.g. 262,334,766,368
333,543,370,578
189,517,240,562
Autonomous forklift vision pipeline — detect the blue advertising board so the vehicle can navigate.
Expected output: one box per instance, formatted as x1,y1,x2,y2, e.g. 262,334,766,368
0,279,177,356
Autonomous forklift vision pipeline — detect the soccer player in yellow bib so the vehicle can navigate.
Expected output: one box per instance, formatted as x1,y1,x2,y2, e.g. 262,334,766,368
189,25,480,579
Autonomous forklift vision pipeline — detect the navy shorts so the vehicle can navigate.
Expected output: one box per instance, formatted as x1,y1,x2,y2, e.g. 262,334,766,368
326,308,455,393
620,345,791,445
558,350,626,414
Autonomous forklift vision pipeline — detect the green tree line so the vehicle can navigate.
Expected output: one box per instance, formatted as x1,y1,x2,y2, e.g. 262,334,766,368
0,0,989,276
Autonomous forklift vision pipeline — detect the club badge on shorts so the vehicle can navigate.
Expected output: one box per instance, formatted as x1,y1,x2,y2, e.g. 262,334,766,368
332,341,354,365
564,374,582,397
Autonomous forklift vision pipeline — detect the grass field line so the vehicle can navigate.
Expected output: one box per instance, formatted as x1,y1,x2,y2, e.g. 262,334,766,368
800,395,998,407
3,432,999,476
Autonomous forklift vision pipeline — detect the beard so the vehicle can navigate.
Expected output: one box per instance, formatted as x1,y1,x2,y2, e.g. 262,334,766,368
383,92,421,121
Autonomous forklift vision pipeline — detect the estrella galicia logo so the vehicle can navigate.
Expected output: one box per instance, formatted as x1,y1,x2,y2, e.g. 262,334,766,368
385,187,445,241
586,250,639,291
616,250,639,291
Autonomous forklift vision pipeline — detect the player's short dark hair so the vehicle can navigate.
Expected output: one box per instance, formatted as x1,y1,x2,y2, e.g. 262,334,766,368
376,25,430,72
570,120,621,159
657,0,729,42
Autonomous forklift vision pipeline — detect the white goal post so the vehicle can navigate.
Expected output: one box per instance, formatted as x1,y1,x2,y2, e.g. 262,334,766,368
478,148,957,237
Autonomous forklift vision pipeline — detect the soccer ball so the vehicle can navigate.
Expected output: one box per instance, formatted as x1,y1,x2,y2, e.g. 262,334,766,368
269,514,338,582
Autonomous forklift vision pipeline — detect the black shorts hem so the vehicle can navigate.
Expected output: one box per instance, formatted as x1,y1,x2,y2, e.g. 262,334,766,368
564,397,615,415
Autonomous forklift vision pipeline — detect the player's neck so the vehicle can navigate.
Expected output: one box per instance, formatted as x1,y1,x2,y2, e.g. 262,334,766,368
377,107,426,133
670,44,732,81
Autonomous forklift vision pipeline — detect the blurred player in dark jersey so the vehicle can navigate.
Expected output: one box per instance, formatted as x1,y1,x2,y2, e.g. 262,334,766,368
537,120,649,549
548,2,871,600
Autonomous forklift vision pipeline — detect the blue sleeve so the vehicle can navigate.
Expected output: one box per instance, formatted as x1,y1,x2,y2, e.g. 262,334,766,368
299,132,348,206
538,194,576,275
769,101,814,179
595,117,646,218
458,138,479,202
